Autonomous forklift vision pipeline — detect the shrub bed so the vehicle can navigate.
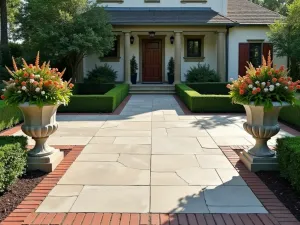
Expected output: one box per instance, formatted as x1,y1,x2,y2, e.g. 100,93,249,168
277,137,300,193
0,136,28,193
176,84,244,113
58,84,129,113
279,100,300,131
0,101,23,132
187,82,230,95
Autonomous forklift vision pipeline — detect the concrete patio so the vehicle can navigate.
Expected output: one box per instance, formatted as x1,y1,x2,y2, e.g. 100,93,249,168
14,95,294,214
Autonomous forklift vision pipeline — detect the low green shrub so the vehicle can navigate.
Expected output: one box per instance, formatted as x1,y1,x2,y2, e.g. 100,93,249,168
0,136,28,193
185,63,220,83
176,84,244,113
74,83,115,95
279,100,300,131
277,137,300,193
187,82,230,95
59,84,129,113
85,64,117,84
0,101,23,132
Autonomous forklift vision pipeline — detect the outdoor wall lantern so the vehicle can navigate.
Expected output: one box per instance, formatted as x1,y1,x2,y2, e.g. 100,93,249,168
170,35,175,44
130,35,135,44
149,31,156,38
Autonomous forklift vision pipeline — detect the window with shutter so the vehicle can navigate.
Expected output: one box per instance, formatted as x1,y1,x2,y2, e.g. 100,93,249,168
239,43,249,76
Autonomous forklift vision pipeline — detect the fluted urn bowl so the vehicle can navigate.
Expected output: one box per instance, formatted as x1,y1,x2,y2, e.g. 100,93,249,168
243,102,289,157
19,103,60,157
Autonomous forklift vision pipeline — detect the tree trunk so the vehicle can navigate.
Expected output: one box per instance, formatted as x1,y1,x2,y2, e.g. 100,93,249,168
0,0,8,45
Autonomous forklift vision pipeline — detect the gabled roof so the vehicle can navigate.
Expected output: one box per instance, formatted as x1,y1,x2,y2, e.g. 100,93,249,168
104,7,236,25
227,0,283,25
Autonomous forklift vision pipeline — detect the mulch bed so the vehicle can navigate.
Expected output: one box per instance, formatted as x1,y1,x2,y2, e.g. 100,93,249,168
0,170,47,222
257,171,300,221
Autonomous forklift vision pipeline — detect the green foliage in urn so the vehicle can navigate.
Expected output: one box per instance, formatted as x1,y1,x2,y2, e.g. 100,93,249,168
0,136,27,193
85,64,117,84
185,63,220,83
227,53,300,110
1,52,73,107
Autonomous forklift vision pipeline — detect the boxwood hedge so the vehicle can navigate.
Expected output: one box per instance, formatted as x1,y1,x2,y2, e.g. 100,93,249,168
176,84,244,113
0,101,23,132
0,136,28,193
58,84,129,113
279,100,300,131
187,82,230,95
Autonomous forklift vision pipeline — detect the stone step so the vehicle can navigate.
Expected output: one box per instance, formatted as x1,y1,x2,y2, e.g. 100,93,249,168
130,84,175,91
129,90,175,94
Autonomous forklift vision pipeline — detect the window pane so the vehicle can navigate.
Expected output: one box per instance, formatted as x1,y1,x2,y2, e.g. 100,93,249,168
249,43,262,68
187,39,201,57
104,40,118,57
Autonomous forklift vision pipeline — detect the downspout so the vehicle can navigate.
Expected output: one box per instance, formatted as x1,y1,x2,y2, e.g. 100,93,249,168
226,26,230,82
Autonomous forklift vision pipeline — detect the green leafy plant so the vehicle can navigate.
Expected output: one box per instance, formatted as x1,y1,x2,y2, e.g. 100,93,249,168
130,56,138,76
85,64,117,84
227,53,300,110
0,136,27,193
1,52,73,107
167,57,174,84
185,63,220,83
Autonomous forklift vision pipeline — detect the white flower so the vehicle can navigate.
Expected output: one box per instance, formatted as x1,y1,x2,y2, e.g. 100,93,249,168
35,75,40,79
253,87,257,91
248,84,253,89
276,83,280,87
264,88,269,92
2,89,6,92
17,90,21,94
269,85,275,89
255,81,260,84
35,87,41,92
41,91,45,95
285,86,288,89
21,86,27,91
29,79,34,83
261,82,266,86
9,78,13,81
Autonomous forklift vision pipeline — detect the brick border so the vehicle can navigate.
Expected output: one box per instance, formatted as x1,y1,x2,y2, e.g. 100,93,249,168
0,145,84,225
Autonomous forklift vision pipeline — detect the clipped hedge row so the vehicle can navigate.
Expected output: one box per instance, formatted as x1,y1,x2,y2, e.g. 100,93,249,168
279,101,300,131
277,137,300,193
175,84,244,113
58,84,129,113
187,82,230,95
0,101,23,132
0,136,28,193
74,83,115,95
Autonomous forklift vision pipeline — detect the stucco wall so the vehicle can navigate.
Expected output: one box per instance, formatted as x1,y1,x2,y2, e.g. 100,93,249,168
228,26,288,80
83,32,218,82
97,0,227,16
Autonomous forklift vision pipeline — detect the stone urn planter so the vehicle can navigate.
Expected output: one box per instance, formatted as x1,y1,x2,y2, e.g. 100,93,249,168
19,103,64,172
240,102,290,172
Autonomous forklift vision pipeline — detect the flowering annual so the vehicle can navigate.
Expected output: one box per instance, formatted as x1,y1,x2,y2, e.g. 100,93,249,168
227,52,300,110
1,52,73,107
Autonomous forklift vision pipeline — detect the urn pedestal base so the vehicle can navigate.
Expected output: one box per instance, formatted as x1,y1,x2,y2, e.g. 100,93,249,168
239,149,278,172
27,149,64,173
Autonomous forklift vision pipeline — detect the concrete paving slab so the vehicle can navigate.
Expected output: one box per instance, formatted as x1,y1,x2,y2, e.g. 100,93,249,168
216,169,247,186
76,154,119,162
114,137,151,145
151,172,188,186
36,197,77,212
196,155,234,169
152,155,199,172
176,168,223,185
82,144,151,154
49,185,83,197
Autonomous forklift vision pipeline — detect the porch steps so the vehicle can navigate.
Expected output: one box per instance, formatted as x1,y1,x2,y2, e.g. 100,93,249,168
129,84,175,94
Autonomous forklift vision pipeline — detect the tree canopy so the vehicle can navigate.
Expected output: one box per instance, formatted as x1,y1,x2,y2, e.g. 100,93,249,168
18,0,115,82
251,0,294,15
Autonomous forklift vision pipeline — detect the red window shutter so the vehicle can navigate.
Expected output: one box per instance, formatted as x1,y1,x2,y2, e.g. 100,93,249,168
263,43,273,64
239,43,250,76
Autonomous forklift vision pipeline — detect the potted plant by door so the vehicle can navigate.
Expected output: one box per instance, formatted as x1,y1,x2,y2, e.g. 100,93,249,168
130,55,138,84
1,52,73,172
167,57,175,84
227,52,300,172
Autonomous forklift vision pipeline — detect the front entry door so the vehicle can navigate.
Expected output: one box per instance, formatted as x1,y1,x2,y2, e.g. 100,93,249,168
142,39,162,82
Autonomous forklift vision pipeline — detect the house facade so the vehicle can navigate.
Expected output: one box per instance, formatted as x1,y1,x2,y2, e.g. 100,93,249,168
83,0,287,84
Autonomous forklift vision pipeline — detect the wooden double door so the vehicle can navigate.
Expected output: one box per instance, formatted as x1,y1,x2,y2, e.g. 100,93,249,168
142,39,162,83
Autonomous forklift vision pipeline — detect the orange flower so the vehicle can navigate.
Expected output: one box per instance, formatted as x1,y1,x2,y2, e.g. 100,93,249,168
21,81,26,86
40,78,44,82
15,79,19,83
252,90,257,95
1,95,5,100
297,85,300,90
69,83,74,88
30,73,35,79
239,89,245,95
267,71,272,76
279,77,284,83
33,81,38,86
23,73,29,78
29,64,33,68
226,84,232,89
279,65,285,71
54,81,58,86
246,79,253,84
256,88,261,93
272,78,277,83
275,69,279,73
255,71,260,76
39,81,43,86
289,86,294,91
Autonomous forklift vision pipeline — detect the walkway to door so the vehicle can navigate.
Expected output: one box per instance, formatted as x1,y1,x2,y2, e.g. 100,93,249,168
13,95,295,219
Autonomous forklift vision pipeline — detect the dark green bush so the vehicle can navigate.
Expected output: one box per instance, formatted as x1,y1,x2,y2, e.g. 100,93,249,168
59,84,129,113
176,84,244,113
187,82,230,95
185,63,220,83
0,101,23,132
279,101,300,131
85,64,117,84
74,83,115,95
277,137,300,193
0,136,28,193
